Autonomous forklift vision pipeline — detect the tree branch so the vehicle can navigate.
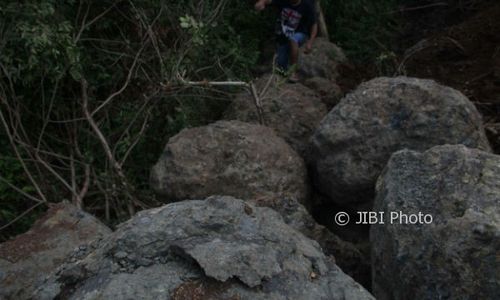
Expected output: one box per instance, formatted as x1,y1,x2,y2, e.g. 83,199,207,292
81,79,137,216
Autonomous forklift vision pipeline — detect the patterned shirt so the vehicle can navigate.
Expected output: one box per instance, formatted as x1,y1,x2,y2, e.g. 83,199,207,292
272,0,317,37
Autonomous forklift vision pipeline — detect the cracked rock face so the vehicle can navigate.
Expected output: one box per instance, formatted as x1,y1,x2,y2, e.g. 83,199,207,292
371,145,500,300
150,120,309,206
308,76,491,207
224,74,327,156
33,196,374,300
148,119,365,284
267,197,370,288
0,203,111,300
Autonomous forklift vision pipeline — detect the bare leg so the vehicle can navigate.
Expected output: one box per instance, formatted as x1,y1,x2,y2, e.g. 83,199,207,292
289,40,299,67
288,40,300,82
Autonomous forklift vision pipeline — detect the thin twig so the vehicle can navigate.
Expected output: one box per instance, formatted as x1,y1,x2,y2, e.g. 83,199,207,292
250,83,265,125
120,106,152,165
390,2,448,14
81,79,136,216
91,39,149,116
0,202,45,231
259,73,275,99
76,164,91,209
36,78,60,151
74,3,116,43
0,101,47,203
172,74,265,125
0,175,43,203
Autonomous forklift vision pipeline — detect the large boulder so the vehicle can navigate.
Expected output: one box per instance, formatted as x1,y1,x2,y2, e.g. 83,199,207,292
33,196,374,300
150,120,309,206
224,75,328,155
150,120,367,283
371,145,500,300
0,203,111,299
299,37,347,81
308,76,491,206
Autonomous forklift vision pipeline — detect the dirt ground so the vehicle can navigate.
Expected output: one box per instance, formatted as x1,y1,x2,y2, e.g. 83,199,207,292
339,0,500,153
402,1,500,152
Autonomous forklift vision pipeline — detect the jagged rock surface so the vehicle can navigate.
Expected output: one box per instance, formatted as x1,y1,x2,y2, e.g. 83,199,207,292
149,119,368,283
266,197,370,288
0,203,111,300
33,196,374,300
224,75,327,155
308,76,491,207
371,145,500,300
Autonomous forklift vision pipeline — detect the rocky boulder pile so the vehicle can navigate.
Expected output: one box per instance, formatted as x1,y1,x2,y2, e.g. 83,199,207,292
308,76,491,207
3,66,497,300
33,196,374,300
150,120,309,206
149,119,369,283
0,203,111,299
224,75,328,155
371,145,500,300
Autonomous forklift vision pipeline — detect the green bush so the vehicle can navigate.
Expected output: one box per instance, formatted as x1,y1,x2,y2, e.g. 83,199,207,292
0,0,403,240
323,0,401,64
0,0,271,239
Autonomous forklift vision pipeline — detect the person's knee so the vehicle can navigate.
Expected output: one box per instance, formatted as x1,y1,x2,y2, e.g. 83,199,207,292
290,33,308,47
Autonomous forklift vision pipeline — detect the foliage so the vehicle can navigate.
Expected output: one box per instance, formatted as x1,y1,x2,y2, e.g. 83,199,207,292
0,137,45,241
0,0,404,240
323,0,401,64
0,0,269,240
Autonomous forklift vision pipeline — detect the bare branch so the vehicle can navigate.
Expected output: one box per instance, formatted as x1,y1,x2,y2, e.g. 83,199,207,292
36,78,60,150
81,79,137,216
171,74,265,125
91,39,149,117
76,164,91,209
74,3,116,43
0,175,43,203
0,101,47,203
0,202,45,232
119,106,152,166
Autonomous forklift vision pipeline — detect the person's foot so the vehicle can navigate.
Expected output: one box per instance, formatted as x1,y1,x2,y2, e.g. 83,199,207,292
274,66,287,77
288,72,300,83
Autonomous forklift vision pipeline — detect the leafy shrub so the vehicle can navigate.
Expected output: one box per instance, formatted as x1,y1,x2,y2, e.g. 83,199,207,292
323,0,401,63
0,0,270,240
0,0,403,240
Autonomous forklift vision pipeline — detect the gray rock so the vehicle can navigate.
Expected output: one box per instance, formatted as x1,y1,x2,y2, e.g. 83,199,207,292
308,76,491,206
0,203,111,300
371,145,500,300
303,77,343,110
267,197,370,288
150,120,309,206
149,120,366,285
299,38,347,81
33,196,374,300
224,75,328,156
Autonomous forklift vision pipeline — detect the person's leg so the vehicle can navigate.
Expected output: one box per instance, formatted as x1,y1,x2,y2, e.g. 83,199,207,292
276,40,290,73
288,32,308,82
289,40,300,67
